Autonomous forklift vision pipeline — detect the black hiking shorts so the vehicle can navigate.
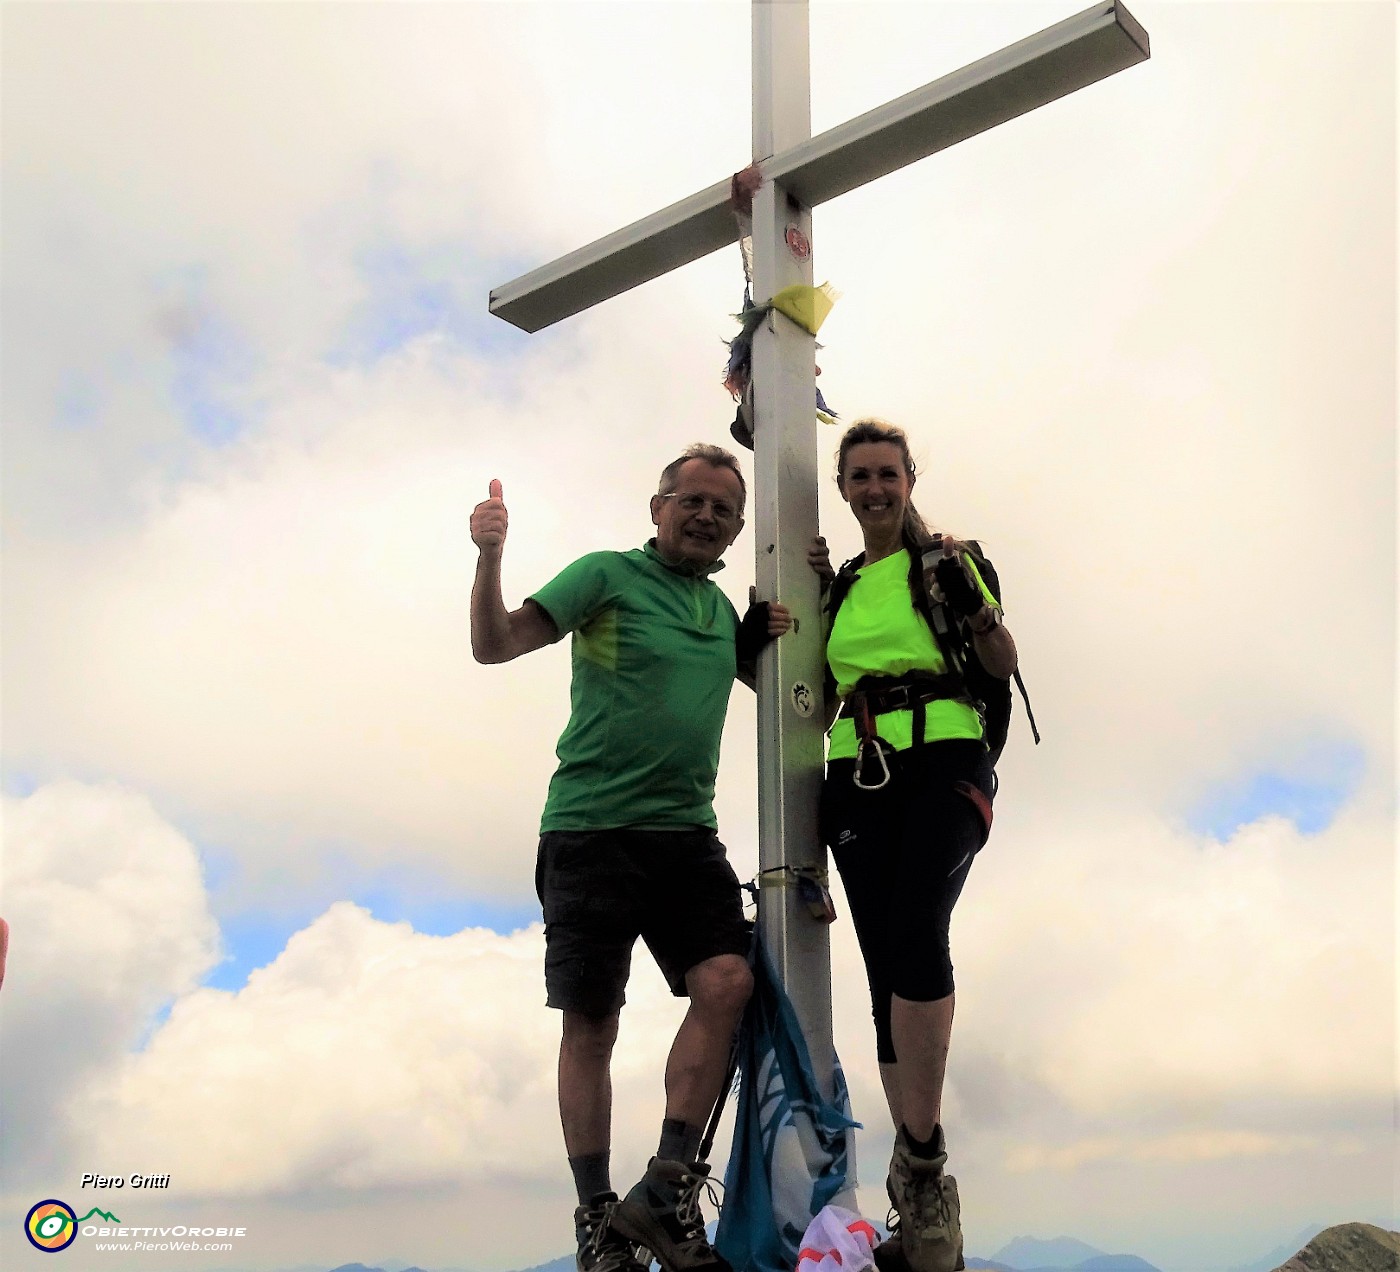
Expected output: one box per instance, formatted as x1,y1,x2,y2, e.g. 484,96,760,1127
535,827,752,1017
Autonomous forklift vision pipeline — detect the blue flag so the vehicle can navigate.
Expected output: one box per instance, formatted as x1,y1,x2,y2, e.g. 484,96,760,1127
715,934,861,1272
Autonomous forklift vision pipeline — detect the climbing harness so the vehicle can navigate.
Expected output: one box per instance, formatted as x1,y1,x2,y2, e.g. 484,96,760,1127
824,537,1041,785
847,687,891,791
838,671,973,790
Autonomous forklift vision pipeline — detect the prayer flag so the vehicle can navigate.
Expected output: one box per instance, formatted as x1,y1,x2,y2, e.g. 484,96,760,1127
715,934,860,1272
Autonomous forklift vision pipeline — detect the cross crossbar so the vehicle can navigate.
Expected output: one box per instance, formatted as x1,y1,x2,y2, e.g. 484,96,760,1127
489,0,1147,333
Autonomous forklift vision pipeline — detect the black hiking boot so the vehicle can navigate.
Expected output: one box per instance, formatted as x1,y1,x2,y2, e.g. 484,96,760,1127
612,1157,732,1272
575,1192,648,1272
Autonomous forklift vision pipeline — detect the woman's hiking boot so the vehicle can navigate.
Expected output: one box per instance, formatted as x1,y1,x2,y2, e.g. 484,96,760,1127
885,1127,964,1272
575,1192,648,1272
872,1196,906,1272
612,1157,733,1272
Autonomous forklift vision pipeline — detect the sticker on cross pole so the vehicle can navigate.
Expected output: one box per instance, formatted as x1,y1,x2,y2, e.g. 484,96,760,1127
790,681,815,717
784,224,811,260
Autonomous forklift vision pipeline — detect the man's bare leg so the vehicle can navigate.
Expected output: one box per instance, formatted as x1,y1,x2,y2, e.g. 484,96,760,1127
611,954,751,1270
663,953,753,1132
560,1010,619,1158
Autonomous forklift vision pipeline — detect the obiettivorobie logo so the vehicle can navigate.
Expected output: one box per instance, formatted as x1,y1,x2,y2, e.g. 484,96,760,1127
23,1199,247,1254
25,1201,120,1253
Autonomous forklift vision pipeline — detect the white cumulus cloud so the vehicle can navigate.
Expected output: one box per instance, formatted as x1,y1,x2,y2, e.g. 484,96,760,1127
75,902,699,1212
0,781,219,1182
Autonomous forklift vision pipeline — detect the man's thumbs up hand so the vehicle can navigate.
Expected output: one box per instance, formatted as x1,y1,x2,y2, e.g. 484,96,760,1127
471,479,509,554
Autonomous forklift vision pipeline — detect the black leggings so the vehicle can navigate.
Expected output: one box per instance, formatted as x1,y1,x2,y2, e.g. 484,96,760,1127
820,739,993,1063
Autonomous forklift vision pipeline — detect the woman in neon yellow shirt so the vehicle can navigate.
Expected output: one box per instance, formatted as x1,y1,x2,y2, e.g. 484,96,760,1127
812,419,1018,1272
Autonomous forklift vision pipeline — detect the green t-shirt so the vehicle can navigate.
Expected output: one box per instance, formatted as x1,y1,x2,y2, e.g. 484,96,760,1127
530,541,741,831
826,548,997,760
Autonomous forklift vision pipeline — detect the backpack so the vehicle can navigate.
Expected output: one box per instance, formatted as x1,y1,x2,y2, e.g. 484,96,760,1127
822,535,1039,767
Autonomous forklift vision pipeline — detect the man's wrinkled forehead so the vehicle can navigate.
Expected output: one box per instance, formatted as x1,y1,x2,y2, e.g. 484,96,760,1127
664,458,745,507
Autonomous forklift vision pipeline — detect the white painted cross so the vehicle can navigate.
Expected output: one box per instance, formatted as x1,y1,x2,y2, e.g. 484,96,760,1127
490,1,1148,1104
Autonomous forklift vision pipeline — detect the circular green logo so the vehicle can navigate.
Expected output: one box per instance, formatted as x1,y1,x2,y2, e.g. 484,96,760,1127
26,1200,78,1253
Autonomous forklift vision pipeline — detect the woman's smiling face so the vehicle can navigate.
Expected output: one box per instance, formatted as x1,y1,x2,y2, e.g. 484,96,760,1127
838,440,914,534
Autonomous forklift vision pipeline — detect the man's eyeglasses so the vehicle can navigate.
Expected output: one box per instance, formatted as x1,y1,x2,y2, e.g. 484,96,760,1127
659,493,742,524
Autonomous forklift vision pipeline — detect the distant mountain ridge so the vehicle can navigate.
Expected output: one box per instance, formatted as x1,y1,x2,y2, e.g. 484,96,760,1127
326,1264,436,1272
306,1219,1400,1272
969,1257,1162,1272
994,1237,1108,1268
508,1256,575,1272
1226,1225,1327,1272
327,1264,435,1272
975,1235,1162,1272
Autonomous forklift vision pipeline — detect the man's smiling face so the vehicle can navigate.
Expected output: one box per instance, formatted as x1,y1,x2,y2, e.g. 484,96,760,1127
650,459,746,569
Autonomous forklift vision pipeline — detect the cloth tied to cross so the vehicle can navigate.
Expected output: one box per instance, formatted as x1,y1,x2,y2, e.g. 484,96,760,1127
725,167,839,449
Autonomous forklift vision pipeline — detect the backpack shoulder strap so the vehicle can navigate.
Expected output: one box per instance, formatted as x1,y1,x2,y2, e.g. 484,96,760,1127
960,542,1041,748
823,552,865,622
908,537,970,678
822,552,865,702
962,540,1002,606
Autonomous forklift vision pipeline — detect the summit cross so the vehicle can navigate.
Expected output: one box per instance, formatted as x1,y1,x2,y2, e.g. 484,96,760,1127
489,1,1149,1103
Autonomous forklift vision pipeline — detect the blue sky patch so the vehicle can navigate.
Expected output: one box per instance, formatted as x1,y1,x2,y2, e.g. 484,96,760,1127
167,308,258,445
150,265,260,445
1186,739,1365,840
352,886,539,938
329,238,537,368
204,877,538,992
134,1000,176,1051
1,770,41,798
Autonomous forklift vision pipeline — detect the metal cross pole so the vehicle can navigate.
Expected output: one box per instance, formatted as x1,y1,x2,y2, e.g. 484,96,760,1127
745,0,833,1094
489,0,1149,1097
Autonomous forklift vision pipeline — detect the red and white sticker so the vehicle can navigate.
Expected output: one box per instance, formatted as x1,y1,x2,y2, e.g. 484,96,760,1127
785,224,811,260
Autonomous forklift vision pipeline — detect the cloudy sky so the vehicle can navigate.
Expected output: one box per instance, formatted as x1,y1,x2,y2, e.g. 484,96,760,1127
1,2,1394,1271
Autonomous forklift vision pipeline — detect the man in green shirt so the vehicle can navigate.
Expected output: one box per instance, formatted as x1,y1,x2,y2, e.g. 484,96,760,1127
470,444,790,1272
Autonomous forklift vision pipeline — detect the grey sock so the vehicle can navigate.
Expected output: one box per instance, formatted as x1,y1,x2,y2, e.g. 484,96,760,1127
569,1151,612,1206
657,1117,703,1165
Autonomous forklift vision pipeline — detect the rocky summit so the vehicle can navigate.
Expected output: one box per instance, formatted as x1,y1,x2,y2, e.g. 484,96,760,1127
1272,1222,1400,1271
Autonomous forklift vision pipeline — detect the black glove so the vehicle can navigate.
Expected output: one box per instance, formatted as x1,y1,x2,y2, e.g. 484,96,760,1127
933,553,985,618
736,601,772,676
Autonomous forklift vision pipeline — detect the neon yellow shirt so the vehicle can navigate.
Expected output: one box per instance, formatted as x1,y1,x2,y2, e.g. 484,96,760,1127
826,548,994,760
